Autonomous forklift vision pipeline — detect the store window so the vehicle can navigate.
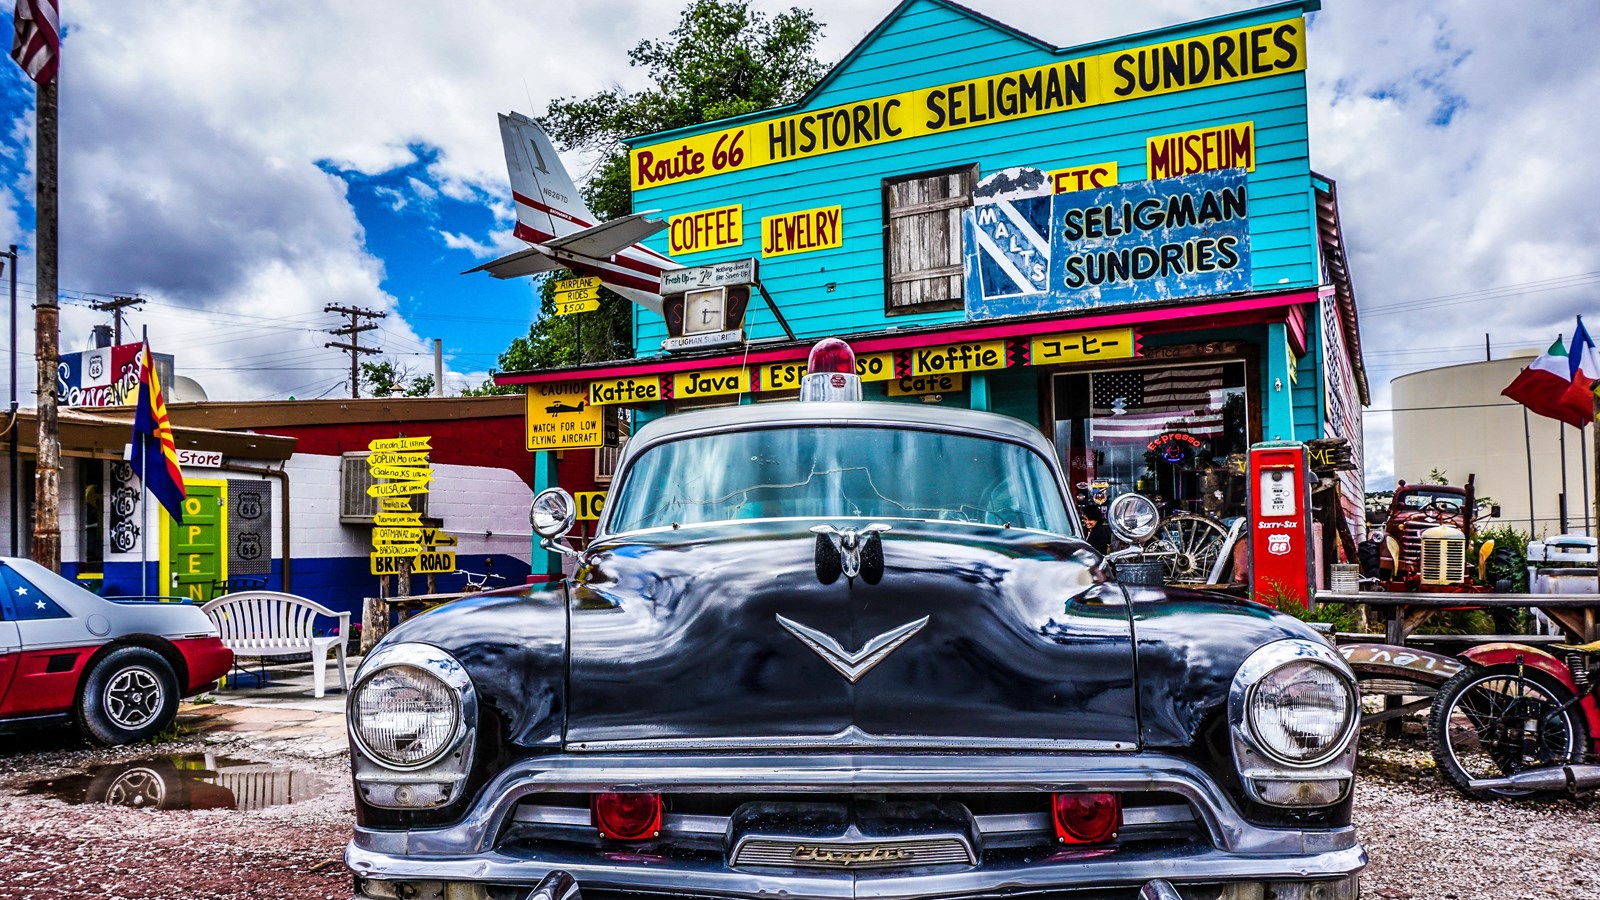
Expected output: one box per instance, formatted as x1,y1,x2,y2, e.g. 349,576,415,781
882,164,977,314
1053,362,1251,517
79,458,105,578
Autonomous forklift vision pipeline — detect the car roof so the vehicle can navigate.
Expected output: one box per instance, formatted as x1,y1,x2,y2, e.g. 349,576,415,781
630,400,1054,454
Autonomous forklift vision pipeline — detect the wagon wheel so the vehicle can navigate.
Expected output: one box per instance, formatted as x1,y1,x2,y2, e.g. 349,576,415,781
1155,513,1230,584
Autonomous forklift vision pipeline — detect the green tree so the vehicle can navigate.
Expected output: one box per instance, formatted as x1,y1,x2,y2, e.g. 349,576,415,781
360,360,436,398
471,0,827,392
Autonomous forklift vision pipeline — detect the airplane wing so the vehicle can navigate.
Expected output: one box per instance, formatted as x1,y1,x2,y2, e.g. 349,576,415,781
545,212,667,260
462,246,565,279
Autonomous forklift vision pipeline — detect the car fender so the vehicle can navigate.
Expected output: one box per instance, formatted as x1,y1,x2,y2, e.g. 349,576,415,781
1458,642,1600,751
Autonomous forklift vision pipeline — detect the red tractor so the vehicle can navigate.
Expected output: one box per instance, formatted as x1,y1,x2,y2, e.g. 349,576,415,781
1363,474,1504,593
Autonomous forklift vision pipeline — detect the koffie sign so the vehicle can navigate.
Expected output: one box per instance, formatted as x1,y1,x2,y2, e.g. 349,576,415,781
965,169,1250,319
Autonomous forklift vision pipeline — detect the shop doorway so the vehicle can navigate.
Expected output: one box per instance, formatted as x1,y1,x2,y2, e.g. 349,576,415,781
161,480,228,602
1052,362,1251,518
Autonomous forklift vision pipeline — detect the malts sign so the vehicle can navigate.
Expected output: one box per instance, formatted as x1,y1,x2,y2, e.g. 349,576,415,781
630,17,1305,190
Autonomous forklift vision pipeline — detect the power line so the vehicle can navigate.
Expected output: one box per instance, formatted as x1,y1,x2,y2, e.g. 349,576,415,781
324,304,386,399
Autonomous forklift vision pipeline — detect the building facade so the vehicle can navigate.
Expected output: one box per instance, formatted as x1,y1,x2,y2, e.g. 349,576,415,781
496,0,1368,557
1392,355,1595,538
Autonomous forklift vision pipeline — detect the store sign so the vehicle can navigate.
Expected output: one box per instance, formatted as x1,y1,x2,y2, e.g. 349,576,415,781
761,205,842,257
966,169,1251,319
888,374,963,397
590,375,662,406
527,382,605,450
630,17,1304,189
909,340,1008,376
1050,161,1118,193
671,366,750,400
1147,430,1202,463
661,258,758,293
176,449,222,468
1147,120,1255,180
761,352,894,391
1030,327,1138,365
669,204,743,255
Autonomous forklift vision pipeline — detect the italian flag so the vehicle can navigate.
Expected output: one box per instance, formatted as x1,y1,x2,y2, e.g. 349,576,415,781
1502,337,1596,429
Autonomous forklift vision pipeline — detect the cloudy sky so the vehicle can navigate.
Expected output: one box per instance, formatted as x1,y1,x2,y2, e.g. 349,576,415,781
3,0,1598,487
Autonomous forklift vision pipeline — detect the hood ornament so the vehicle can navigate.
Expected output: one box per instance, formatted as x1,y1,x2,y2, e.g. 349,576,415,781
777,614,930,683
811,523,890,585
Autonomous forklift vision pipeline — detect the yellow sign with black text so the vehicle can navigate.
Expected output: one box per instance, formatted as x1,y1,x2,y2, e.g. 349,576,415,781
367,451,428,468
589,375,661,406
576,491,608,521
368,481,428,497
888,374,965,397
552,276,600,294
369,436,430,452
909,340,1009,376
1050,161,1119,193
1030,327,1138,365
672,367,750,400
760,352,895,391
527,381,604,450
554,297,601,316
631,17,1304,189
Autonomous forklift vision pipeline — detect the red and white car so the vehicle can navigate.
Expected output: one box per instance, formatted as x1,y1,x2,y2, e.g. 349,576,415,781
0,556,232,745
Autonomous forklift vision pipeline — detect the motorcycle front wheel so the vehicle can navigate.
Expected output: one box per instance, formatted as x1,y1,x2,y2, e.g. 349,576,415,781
1427,664,1589,800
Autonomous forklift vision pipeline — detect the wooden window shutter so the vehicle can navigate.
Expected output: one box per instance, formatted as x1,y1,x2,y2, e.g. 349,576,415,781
883,164,977,314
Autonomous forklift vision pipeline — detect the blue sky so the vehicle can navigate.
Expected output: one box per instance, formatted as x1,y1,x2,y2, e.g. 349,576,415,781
3,0,1600,486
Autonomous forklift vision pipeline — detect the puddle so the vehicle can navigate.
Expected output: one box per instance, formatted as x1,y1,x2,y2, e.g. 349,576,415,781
25,753,330,812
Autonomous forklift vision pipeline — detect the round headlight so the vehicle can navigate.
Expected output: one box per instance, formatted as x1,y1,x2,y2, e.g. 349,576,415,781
1107,493,1160,543
353,665,460,767
1246,660,1354,764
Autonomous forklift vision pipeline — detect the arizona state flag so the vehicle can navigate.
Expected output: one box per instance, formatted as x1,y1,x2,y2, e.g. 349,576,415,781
130,343,187,522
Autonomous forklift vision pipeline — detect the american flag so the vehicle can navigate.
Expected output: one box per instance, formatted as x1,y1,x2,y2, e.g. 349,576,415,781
1090,366,1226,442
10,0,59,85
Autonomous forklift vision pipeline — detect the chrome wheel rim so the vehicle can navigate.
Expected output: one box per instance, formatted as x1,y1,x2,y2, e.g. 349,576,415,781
104,664,164,729
104,768,167,807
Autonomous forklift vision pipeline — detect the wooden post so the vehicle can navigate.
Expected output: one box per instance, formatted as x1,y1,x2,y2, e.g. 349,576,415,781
31,78,60,571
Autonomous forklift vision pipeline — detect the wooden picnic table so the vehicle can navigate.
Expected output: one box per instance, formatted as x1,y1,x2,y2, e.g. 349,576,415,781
360,591,469,652
1313,591,1600,647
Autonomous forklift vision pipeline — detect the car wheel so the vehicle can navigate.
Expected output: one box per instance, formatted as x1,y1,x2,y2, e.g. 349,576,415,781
76,646,180,746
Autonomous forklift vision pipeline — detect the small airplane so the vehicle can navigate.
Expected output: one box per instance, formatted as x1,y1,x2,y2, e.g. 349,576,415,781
466,111,678,314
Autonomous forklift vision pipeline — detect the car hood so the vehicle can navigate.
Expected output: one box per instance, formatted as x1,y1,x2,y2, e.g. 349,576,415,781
564,519,1140,751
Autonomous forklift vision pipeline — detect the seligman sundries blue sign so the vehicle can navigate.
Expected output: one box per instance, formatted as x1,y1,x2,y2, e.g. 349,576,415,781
964,168,1250,319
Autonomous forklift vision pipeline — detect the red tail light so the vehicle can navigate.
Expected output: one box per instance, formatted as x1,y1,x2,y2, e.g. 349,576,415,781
807,338,857,375
591,792,663,841
1052,792,1120,844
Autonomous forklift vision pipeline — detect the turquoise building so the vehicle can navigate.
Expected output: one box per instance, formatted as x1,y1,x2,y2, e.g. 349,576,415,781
500,0,1368,543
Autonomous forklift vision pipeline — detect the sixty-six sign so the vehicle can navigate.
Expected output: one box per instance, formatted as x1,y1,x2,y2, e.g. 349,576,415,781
366,436,453,574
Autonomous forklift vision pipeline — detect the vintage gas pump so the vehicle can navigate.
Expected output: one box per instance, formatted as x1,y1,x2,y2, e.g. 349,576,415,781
1247,441,1314,607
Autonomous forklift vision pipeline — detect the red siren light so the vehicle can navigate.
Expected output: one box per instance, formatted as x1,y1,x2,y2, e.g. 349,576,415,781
807,338,857,375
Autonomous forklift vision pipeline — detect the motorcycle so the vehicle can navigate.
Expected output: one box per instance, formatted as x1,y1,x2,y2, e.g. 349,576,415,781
1429,639,1600,799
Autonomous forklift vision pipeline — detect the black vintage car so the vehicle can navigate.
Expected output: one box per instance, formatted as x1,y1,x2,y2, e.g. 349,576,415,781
344,344,1364,900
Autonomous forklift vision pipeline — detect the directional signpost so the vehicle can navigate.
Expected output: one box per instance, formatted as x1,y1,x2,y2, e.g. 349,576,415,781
367,436,435,576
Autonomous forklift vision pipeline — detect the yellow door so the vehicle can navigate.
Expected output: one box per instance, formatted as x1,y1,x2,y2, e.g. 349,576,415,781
163,481,228,602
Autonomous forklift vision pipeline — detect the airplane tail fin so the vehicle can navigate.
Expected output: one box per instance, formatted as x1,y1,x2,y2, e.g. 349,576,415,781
499,111,595,241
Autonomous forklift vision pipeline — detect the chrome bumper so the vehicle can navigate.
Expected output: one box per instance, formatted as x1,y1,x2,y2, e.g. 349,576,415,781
346,752,1365,898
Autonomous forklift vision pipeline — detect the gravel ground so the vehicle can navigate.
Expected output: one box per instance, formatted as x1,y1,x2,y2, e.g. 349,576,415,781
0,728,352,900
4,723,1600,899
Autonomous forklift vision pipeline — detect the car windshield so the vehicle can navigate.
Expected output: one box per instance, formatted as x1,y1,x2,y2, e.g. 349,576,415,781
605,425,1074,536
1398,490,1464,510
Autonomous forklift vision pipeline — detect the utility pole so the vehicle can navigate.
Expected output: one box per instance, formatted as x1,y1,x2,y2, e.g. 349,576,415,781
89,294,144,345
33,76,61,571
324,305,386,398
4,244,18,557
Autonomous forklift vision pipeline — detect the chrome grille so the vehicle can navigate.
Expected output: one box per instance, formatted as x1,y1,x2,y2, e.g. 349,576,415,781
732,837,975,869
1420,536,1465,585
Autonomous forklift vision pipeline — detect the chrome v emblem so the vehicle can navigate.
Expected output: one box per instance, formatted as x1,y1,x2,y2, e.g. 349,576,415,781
776,615,930,683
